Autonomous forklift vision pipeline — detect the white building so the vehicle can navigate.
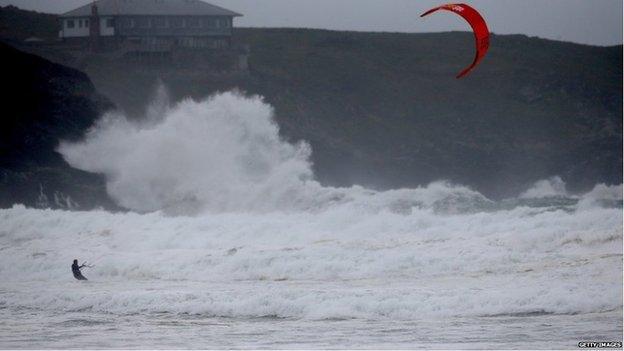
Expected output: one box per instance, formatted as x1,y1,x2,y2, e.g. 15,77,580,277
59,0,242,49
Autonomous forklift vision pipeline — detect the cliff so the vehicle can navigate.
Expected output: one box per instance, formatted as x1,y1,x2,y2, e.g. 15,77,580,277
233,29,622,197
74,29,620,197
1,5,622,201
0,42,117,209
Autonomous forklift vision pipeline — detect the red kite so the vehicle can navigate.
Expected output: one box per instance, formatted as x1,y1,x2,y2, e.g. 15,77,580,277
421,3,490,78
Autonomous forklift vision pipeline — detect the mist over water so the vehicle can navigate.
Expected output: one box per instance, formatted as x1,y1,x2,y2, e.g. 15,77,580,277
58,90,513,217
59,91,317,214
1,91,622,347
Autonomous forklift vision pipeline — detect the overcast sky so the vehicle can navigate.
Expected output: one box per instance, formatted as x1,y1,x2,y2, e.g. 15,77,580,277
2,0,622,45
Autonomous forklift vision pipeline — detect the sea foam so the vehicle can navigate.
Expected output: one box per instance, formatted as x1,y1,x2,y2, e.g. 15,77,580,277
1,91,620,320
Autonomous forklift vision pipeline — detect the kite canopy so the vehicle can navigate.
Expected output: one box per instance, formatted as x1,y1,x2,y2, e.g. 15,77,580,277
421,3,490,78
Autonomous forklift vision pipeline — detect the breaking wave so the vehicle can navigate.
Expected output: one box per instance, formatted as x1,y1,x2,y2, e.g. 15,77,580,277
0,91,621,320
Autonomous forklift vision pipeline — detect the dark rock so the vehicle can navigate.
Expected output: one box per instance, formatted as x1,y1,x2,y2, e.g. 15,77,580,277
0,42,119,210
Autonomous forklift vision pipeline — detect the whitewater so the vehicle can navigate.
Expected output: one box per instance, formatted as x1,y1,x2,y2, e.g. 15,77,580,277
1,92,621,349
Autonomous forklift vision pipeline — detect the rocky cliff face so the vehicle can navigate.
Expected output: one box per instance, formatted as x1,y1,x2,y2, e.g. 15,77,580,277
0,42,118,209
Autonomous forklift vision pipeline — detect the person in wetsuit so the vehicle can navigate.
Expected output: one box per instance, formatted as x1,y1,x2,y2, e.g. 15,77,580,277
72,259,88,280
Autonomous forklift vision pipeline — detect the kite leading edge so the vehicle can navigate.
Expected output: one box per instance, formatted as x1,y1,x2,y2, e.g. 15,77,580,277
421,3,490,78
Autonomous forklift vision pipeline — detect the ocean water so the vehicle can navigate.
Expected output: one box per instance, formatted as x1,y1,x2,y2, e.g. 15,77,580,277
1,92,622,349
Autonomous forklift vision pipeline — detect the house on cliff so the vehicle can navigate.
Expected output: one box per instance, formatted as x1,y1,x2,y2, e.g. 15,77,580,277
59,0,242,51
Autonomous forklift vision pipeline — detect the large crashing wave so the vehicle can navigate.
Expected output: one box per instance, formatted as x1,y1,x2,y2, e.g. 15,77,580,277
59,90,499,215
1,90,621,320
59,91,317,213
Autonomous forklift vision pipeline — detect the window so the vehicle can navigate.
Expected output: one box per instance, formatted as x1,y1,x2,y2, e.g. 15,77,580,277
215,18,229,28
106,18,115,28
202,18,216,28
122,18,134,28
78,19,83,28
152,17,167,28
170,17,184,28
67,20,75,28
85,19,89,27
136,18,150,28
212,39,226,49
187,17,201,28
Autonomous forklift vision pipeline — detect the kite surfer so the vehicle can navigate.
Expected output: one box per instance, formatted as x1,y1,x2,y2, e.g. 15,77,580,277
72,259,92,281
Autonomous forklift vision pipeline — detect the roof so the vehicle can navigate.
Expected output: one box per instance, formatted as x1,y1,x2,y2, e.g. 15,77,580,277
61,0,243,17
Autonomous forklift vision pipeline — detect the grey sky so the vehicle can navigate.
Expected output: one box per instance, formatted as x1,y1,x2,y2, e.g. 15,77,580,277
2,0,622,45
